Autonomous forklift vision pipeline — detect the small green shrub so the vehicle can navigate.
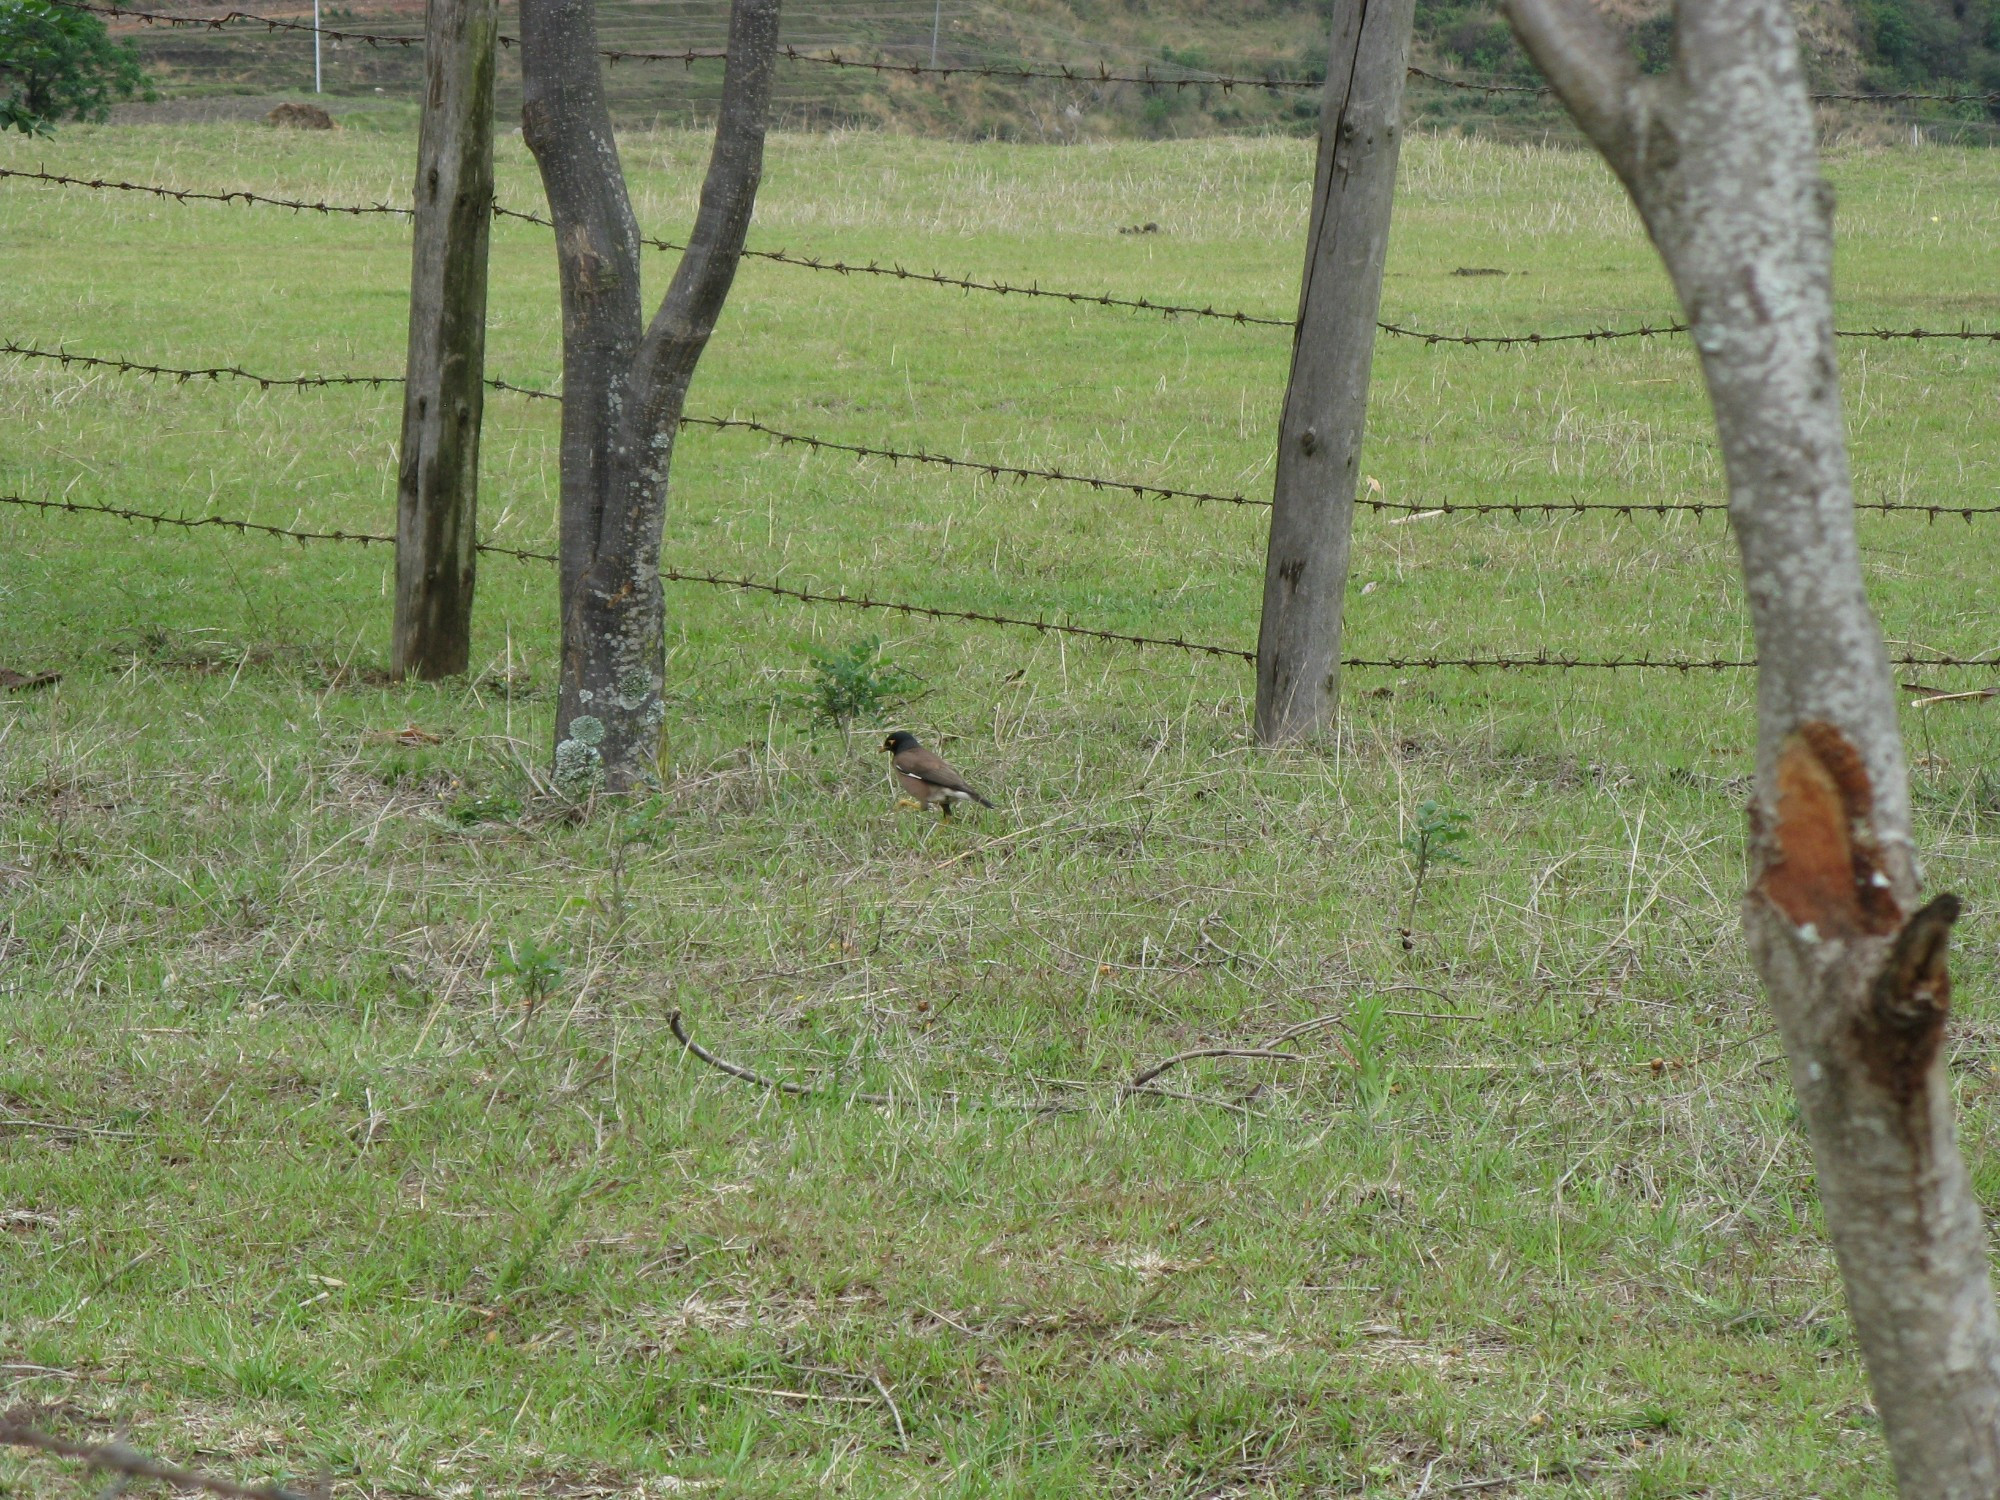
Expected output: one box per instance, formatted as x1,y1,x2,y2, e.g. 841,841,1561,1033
446,789,521,826
1399,800,1473,946
801,635,917,730
491,937,564,1009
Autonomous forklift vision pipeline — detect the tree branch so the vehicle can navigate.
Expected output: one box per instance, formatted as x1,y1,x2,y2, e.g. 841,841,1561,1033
1501,0,1646,180
613,0,782,555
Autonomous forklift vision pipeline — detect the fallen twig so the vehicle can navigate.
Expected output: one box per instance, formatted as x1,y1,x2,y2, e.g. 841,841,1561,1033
0,1423,324,1500
668,1011,1260,1116
668,1009,898,1105
1124,1047,1303,1091
668,1009,1065,1112
0,1115,137,1139
1908,685,2000,707
867,1372,910,1452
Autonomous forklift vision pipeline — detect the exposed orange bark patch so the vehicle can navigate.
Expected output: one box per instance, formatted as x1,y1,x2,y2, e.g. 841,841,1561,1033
1862,893,1960,1104
1758,721,1901,938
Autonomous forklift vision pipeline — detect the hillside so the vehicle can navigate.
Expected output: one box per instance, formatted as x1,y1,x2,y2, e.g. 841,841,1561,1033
105,0,2000,138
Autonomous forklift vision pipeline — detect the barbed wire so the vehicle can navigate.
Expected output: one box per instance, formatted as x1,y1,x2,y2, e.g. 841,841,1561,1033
1405,64,1545,95
0,338,1262,507
50,2,2000,103
484,201,1300,327
11,170,1998,345
0,338,405,391
1404,67,2000,104
9,492,1998,671
680,413,1264,507
582,41,1316,90
0,164,411,216
13,340,2000,522
1357,494,2000,521
0,493,396,546
0,1421,322,1500
53,0,421,45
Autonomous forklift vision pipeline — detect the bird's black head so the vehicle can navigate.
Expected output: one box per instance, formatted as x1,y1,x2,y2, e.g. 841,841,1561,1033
882,731,920,754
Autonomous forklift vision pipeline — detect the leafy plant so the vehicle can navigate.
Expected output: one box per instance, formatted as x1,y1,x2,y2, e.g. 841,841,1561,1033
0,0,152,136
491,937,564,1012
491,1171,594,1304
1399,799,1472,945
1345,990,1395,1115
446,789,522,826
800,635,916,732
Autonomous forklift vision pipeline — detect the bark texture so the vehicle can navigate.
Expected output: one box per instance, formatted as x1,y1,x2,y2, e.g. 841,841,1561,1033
1253,0,1414,744
521,0,779,792
1503,0,2000,1488
392,0,498,680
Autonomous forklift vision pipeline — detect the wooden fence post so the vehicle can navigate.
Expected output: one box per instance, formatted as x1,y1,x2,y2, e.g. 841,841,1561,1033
1252,0,1415,743
392,0,498,681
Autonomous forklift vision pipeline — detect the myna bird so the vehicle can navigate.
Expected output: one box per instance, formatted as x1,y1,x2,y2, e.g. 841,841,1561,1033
882,731,994,816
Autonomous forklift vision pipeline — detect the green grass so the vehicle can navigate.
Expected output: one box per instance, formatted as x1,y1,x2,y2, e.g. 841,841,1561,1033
2,122,1998,1497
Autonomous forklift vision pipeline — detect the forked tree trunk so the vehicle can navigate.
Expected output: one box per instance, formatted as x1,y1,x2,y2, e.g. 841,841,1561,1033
1253,0,1414,744
520,0,780,793
1503,0,2000,1488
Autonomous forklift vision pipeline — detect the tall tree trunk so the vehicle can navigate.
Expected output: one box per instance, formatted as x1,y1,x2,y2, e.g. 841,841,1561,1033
520,0,780,793
1253,0,1415,745
392,0,498,681
1503,0,2000,1489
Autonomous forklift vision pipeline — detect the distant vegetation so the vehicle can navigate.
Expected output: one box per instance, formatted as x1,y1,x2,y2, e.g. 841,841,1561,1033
99,0,1996,138
0,0,152,135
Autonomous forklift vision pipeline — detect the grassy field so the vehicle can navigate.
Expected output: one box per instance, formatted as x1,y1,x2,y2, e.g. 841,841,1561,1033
2,121,1999,1497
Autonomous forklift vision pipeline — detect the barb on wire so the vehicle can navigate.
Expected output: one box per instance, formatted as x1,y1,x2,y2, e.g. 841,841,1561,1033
0,1420,322,1500
13,492,1999,673
46,2,1998,103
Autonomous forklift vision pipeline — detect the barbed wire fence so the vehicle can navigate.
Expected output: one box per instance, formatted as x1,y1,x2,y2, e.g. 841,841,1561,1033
3,16,1996,684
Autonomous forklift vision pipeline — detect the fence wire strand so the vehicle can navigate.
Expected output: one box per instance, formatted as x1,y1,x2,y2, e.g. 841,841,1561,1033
11,337,2000,523
10,169,1998,346
8,493,1998,672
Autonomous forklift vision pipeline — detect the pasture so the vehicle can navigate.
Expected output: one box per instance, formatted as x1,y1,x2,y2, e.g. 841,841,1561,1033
2,122,1998,1497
